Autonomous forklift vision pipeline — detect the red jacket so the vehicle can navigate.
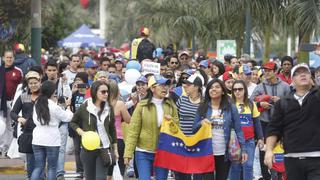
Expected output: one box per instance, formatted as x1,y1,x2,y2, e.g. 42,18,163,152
5,66,22,100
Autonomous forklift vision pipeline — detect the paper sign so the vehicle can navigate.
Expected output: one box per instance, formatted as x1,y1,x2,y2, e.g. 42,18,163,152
142,61,160,75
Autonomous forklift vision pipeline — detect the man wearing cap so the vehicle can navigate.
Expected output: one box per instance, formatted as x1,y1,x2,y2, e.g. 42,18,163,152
239,64,257,97
178,51,192,66
85,59,98,86
251,61,290,180
264,64,320,180
115,57,125,77
277,56,293,85
199,60,212,80
0,50,23,155
130,27,155,62
63,54,81,85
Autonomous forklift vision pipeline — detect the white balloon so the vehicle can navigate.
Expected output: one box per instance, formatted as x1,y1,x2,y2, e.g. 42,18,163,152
125,69,141,85
0,120,6,136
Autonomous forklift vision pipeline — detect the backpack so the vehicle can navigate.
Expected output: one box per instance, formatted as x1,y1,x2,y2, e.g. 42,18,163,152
137,38,155,62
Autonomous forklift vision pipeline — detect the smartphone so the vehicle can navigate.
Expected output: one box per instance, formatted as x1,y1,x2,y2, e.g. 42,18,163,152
77,83,87,88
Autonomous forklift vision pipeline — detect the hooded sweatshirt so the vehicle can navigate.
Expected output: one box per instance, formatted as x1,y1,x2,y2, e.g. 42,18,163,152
14,53,36,75
250,78,290,122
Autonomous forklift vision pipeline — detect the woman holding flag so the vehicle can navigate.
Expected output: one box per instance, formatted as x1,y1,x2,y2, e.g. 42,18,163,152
193,79,248,180
124,75,179,180
229,80,264,180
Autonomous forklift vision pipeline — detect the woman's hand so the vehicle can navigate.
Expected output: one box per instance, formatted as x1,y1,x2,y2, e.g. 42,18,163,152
201,118,211,125
114,149,119,160
17,117,27,125
164,114,172,121
124,157,132,166
76,128,85,136
241,153,248,164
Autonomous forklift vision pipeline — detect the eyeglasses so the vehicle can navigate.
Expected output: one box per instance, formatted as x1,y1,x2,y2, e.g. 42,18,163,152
170,62,179,65
233,88,244,92
100,90,108,95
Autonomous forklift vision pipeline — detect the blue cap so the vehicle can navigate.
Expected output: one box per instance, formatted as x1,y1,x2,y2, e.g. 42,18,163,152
136,76,147,84
199,60,209,68
85,59,98,69
108,74,121,83
148,75,171,88
181,69,195,76
240,64,252,75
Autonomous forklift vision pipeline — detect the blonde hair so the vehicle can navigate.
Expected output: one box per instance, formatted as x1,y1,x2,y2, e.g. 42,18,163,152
106,80,119,107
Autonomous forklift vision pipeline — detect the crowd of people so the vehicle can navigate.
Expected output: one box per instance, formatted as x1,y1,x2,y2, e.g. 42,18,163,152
1,28,320,180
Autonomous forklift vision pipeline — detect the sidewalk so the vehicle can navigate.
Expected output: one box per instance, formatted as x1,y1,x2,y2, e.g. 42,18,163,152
0,154,76,174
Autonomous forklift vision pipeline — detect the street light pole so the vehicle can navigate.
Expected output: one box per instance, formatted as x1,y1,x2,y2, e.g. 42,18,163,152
31,0,41,65
100,0,107,39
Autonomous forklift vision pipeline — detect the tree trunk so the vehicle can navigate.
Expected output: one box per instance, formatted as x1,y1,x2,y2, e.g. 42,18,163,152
298,32,310,64
263,25,272,63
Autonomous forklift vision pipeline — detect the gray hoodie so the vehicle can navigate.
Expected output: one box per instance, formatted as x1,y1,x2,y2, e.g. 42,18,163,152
250,78,291,122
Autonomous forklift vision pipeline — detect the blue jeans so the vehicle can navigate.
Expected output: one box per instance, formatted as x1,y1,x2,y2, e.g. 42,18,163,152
26,153,35,179
31,145,60,180
135,151,168,180
56,122,68,177
229,139,255,180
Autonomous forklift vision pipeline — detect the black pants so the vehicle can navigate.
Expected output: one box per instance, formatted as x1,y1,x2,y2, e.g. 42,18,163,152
107,139,125,176
73,135,83,173
174,172,202,180
80,148,108,180
201,155,231,180
260,121,271,180
285,157,320,180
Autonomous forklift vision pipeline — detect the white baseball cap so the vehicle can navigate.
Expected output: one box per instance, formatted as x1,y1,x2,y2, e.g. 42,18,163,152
291,63,310,77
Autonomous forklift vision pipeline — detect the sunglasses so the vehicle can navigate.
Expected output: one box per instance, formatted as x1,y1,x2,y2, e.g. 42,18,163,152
233,88,244,92
100,90,108,95
109,71,115,74
181,76,189,80
170,62,179,65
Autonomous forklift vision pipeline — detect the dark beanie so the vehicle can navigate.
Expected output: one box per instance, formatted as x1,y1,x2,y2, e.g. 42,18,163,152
281,56,293,66
75,72,88,84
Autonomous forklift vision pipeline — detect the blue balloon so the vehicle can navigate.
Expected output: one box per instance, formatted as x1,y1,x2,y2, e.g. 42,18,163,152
126,60,141,71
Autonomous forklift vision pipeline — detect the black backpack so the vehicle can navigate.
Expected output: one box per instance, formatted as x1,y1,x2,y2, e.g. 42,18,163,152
137,38,155,62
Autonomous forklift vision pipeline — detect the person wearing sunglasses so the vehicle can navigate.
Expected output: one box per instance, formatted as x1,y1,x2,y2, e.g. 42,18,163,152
229,80,264,180
124,75,179,180
70,81,118,180
168,56,179,71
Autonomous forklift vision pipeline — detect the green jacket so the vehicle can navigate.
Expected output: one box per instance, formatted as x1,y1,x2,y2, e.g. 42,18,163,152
70,99,117,146
124,98,179,158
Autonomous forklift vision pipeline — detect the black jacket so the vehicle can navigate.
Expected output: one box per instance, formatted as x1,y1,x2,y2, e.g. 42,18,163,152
267,87,320,154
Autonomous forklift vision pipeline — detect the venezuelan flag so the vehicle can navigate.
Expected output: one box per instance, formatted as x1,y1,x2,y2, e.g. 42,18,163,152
272,143,285,173
154,120,215,173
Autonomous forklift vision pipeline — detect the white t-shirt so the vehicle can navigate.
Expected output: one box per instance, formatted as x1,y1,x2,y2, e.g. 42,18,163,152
152,97,164,127
247,82,257,97
63,69,77,85
32,99,73,146
210,109,226,155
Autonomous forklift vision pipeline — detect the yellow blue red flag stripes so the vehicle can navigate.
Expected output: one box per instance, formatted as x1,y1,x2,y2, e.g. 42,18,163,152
272,143,285,173
154,120,215,173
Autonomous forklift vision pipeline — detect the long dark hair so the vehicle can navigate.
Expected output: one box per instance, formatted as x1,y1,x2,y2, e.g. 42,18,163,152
197,78,230,117
35,81,56,125
231,80,250,107
90,81,111,119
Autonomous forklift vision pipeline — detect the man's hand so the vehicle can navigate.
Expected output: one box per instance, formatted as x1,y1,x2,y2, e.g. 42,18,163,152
260,102,273,110
271,96,280,103
264,150,275,169
257,139,265,150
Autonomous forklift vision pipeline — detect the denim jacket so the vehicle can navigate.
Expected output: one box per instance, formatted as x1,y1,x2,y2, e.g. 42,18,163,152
193,103,247,160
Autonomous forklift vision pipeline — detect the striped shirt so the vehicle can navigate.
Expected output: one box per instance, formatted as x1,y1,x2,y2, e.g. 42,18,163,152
176,96,200,135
